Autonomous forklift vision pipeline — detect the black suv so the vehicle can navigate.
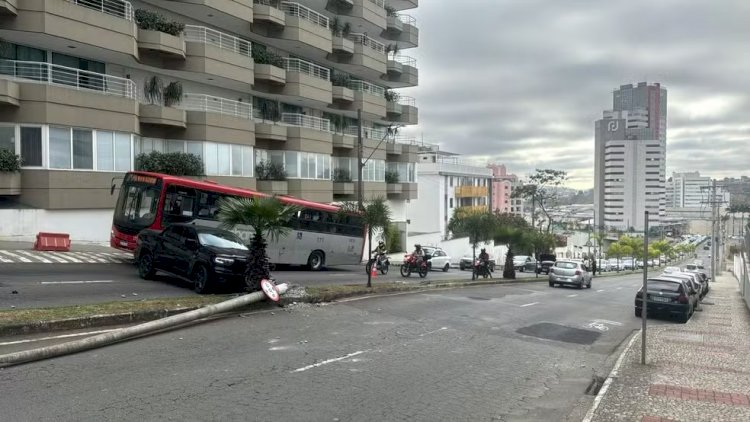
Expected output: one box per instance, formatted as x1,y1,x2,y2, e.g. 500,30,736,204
135,224,249,293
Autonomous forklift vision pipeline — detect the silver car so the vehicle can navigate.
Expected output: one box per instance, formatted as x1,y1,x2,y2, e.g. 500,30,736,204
549,260,592,289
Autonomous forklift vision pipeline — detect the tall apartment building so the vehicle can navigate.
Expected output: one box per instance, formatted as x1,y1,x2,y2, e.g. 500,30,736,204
594,82,667,231
409,146,492,239
666,171,714,208
0,0,419,242
488,163,523,216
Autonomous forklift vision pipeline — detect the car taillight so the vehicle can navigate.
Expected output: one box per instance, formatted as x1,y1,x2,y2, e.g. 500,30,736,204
677,294,689,304
575,270,582,276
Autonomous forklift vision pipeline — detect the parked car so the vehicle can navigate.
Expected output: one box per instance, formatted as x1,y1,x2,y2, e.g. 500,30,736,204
513,255,537,272
659,273,702,305
422,246,452,272
596,259,612,272
686,270,710,295
635,277,693,323
663,266,681,273
136,223,249,294
549,260,592,289
536,254,556,275
622,258,635,270
459,251,496,271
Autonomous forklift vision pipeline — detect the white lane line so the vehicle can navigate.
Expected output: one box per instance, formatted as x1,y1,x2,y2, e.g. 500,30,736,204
15,250,52,264
292,350,366,373
76,252,109,263
37,252,71,264
596,289,605,293
616,287,623,290
520,302,540,307
567,294,578,298
58,253,83,263
40,280,116,285
0,250,32,263
0,329,118,346
0,254,12,263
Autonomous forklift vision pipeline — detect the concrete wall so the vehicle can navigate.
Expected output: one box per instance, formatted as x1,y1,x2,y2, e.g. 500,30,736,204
0,208,114,243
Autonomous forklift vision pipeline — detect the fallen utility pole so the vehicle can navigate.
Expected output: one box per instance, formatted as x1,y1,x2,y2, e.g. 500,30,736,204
0,282,288,368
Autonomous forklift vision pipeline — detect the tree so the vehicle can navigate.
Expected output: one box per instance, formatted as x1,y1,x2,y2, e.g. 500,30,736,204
447,209,498,280
338,198,392,287
512,169,568,233
218,196,301,291
493,213,533,279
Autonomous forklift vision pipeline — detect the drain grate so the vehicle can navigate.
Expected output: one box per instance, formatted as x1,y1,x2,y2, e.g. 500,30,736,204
585,375,605,395
516,322,601,345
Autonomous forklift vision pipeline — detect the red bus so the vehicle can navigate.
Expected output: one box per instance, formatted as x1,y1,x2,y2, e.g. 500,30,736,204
110,172,365,270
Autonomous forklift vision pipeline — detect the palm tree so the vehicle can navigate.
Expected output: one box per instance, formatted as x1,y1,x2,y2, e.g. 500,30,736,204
218,196,301,291
338,197,392,287
447,209,498,279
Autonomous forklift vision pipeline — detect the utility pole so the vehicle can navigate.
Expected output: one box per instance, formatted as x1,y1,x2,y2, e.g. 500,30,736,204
711,179,717,281
356,108,364,212
641,210,649,365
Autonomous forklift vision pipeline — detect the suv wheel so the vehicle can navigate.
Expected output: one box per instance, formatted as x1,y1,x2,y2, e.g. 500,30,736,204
137,251,156,280
192,264,212,294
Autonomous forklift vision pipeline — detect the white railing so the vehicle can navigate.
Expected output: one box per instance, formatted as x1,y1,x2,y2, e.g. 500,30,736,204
69,0,133,21
397,13,416,26
344,126,387,140
347,33,386,54
279,2,329,28
179,93,253,119
393,135,418,145
0,60,137,100
393,55,417,67
184,25,252,57
348,80,385,97
398,96,416,107
368,0,385,7
282,113,330,132
283,58,330,81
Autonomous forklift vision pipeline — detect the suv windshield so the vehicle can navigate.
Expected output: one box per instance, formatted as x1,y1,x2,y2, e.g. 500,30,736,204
198,232,247,250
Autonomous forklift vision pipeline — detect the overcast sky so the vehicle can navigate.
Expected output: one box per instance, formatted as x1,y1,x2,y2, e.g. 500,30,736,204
400,0,750,189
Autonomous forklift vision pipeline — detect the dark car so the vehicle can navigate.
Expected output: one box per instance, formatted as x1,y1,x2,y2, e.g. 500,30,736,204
536,254,556,275
658,273,701,308
135,224,249,293
685,270,710,296
635,277,693,323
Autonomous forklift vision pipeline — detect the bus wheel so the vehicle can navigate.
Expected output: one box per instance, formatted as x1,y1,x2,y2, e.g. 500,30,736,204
307,251,325,271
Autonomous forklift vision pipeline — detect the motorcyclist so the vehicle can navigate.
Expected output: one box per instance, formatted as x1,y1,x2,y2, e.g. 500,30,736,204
372,241,387,264
477,248,491,273
411,244,425,267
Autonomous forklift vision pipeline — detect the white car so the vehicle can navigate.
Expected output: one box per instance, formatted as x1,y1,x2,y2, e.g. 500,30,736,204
422,246,451,272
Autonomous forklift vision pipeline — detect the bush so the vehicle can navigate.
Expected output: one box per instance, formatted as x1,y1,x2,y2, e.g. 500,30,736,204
386,224,402,253
385,170,399,184
0,149,21,172
333,168,351,182
135,9,185,36
251,44,285,68
255,160,287,181
135,151,204,176
331,73,351,87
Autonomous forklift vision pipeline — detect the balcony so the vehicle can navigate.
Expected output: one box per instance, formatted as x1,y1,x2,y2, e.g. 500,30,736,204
254,63,286,85
383,13,418,48
459,205,489,214
349,0,386,30
397,96,417,125
385,141,402,155
8,0,137,60
385,55,418,87
253,0,285,26
332,133,355,149
386,99,401,115
347,33,387,75
332,36,354,55
0,60,139,132
183,25,254,89
332,85,354,103
389,0,418,11
178,93,255,145
455,185,489,198
287,179,333,203
277,2,332,53
282,113,333,152
333,182,355,195
141,0,253,34
0,0,16,15
257,180,288,195
139,103,187,128
138,28,186,59
282,58,332,105
348,80,386,118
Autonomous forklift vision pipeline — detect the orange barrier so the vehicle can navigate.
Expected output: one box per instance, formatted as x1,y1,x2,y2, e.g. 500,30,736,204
34,232,71,252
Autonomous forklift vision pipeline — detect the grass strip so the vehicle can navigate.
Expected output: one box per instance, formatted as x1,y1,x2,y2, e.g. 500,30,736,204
0,295,230,326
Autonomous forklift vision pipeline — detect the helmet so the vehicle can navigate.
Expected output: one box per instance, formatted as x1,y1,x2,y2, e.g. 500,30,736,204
415,244,422,250
481,248,486,253
378,241,385,246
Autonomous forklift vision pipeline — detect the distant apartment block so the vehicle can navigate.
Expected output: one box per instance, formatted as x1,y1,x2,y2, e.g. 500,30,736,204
488,163,523,216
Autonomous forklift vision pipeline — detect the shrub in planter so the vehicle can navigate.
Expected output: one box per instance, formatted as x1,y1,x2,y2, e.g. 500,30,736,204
385,170,400,184
331,72,351,87
255,160,287,181
251,44,285,68
135,151,204,176
143,75,164,105
384,89,400,102
163,81,183,107
0,149,22,172
135,9,185,36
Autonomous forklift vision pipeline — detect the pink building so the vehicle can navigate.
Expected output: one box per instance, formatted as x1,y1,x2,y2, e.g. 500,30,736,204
488,164,522,215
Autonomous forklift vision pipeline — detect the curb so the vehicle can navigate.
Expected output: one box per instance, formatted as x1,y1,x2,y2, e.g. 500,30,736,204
581,330,640,422
0,307,197,337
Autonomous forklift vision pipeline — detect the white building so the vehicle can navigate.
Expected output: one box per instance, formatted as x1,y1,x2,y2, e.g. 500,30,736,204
666,171,726,208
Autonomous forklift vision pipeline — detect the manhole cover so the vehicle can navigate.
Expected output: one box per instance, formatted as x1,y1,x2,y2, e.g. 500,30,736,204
516,322,601,345
468,296,491,301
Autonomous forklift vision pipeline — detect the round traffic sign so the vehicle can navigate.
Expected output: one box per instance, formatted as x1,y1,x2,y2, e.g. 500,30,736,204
260,279,280,302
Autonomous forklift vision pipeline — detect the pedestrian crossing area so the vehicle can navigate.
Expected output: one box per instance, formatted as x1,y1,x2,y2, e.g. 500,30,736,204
0,250,134,264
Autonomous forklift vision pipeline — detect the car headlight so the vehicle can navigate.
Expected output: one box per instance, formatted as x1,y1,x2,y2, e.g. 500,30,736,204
214,256,235,266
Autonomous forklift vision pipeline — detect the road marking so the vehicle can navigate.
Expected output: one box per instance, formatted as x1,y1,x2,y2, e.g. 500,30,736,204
616,287,623,290
587,322,609,331
593,319,623,326
567,294,578,298
77,252,109,263
292,350,366,373
37,252,71,264
596,289,605,292
40,280,116,285
0,329,118,346
0,254,12,263
0,250,32,263
15,250,53,263
520,302,539,307
59,253,83,263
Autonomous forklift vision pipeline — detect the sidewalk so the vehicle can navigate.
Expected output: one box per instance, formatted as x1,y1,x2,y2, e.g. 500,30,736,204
0,240,116,253
590,273,750,421
0,240,132,264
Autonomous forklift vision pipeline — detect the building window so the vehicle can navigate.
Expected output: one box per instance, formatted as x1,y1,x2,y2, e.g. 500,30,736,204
20,127,43,167
0,126,15,152
449,198,453,208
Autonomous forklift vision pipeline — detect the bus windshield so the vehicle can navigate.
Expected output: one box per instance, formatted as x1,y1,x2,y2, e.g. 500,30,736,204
113,182,161,230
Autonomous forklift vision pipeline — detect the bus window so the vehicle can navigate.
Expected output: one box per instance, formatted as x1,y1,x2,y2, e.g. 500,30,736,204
196,189,229,220
163,185,197,224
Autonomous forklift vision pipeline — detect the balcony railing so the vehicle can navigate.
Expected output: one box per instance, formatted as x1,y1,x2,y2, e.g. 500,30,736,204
392,135,417,145
283,58,330,81
68,0,133,21
347,33,385,54
282,113,330,132
392,55,417,67
0,60,137,100
348,80,385,97
397,13,416,25
179,93,253,119
345,126,388,140
368,0,385,7
398,96,416,107
184,25,252,57
459,205,490,214
279,2,329,28
455,185,489,198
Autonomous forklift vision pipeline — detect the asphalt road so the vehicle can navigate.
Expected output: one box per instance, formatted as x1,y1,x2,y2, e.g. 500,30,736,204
0,272,682,421
0,262,542,309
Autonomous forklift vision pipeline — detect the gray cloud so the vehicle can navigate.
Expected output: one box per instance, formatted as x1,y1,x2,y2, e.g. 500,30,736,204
402,0,750,187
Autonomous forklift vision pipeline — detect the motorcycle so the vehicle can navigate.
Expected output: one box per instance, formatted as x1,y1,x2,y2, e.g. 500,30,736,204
365,253,390,275
400,253,430,278
474,259,492,279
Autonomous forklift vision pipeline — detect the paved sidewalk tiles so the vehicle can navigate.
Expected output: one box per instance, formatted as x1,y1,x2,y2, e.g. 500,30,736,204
591,272,750,422
0,250,133,264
